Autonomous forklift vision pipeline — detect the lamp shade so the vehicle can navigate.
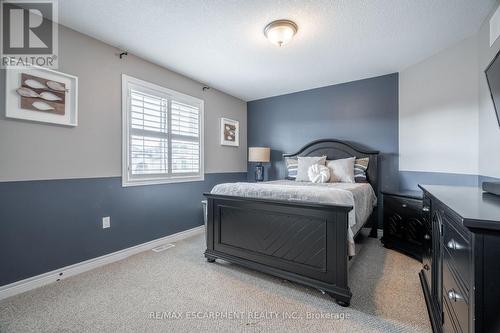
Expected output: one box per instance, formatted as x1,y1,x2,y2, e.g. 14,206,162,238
248,147,270,163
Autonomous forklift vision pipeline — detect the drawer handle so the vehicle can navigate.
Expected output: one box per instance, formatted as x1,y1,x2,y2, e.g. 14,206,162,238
447,289,463,302
422,206,430,212
447,239,464,251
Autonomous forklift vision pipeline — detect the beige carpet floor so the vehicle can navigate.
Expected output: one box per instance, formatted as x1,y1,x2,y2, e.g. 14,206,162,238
0,230,431,333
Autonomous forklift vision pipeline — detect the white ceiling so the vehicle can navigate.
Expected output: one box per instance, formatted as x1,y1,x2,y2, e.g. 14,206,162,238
59,0,496,101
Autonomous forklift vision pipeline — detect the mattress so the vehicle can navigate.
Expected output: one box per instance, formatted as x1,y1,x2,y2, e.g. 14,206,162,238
210,180,377,256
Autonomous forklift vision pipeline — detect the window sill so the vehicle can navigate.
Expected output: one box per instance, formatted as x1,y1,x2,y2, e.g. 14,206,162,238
122,175,205,187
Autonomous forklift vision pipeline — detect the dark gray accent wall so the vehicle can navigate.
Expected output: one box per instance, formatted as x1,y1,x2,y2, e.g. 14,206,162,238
247,73,399,191
399,171,479,190
399,172,500,191
0,173,246,286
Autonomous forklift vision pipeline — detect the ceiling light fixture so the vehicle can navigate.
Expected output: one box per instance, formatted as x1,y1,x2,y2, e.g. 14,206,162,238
264,19,298,47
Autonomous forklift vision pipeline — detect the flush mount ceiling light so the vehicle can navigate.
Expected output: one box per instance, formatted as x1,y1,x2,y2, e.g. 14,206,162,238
264,19,298,47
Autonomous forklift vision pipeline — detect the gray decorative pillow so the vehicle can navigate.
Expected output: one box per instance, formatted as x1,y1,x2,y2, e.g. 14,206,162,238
354,157,369,183
295,156,327,181
326,157,356,183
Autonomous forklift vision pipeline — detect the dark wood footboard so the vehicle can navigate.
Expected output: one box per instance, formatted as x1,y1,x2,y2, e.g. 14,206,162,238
204,193,354,306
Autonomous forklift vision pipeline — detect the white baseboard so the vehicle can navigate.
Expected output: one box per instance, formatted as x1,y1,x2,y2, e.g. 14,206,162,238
0,226,204,301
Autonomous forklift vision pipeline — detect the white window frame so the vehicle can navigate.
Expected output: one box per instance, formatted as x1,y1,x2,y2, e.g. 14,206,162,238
122,74,204,187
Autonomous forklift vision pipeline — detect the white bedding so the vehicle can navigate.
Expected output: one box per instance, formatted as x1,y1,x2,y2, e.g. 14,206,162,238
210,180,377,256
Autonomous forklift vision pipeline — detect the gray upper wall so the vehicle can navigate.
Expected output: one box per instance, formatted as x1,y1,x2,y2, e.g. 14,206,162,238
247,73,399,191
0,25,247,182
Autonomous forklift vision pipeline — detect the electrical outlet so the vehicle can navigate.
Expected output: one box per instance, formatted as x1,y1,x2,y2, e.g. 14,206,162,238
102,216,110,229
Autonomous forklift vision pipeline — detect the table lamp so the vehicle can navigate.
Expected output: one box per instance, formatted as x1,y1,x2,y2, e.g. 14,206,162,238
248,147,270,182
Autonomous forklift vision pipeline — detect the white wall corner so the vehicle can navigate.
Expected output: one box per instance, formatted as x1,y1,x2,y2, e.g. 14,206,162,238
399,36,480,175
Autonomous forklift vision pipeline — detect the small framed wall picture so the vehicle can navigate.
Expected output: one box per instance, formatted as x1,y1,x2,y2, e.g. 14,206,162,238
5,65,78,126
220,117,239,147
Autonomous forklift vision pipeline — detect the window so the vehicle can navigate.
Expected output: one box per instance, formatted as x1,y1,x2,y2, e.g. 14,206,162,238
122,75,204,186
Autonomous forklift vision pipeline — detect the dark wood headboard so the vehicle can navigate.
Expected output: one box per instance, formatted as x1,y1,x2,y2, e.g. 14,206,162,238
282,139,380,192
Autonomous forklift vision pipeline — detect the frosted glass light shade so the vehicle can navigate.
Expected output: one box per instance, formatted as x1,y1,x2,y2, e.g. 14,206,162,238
248,147,271,163
264,20,298,47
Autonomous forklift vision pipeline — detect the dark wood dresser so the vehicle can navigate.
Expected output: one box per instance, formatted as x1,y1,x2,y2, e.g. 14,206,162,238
419,185,500,333
382,190,425,261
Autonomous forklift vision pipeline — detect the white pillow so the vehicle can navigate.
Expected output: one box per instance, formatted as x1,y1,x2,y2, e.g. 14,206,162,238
326,157,356,183
308,164,330,183
295,156,327,182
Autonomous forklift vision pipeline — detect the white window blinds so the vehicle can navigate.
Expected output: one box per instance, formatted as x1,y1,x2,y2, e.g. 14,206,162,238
171,100,200,174
122,75,204,186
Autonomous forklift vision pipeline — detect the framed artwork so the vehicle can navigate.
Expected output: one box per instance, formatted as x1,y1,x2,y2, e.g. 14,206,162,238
220,117,239,147
5,65,78,126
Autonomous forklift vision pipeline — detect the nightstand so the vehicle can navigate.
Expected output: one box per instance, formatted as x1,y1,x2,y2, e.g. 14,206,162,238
381,190,425,262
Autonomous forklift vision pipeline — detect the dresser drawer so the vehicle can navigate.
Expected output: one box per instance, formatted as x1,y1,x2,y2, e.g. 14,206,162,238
442,215,471,287
443,260,469,333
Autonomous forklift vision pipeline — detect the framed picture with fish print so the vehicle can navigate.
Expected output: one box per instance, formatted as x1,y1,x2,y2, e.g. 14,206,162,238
5,65,78,126
220,117,239,147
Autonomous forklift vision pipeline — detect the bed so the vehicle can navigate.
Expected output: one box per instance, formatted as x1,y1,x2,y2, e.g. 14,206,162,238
203,139,379,306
